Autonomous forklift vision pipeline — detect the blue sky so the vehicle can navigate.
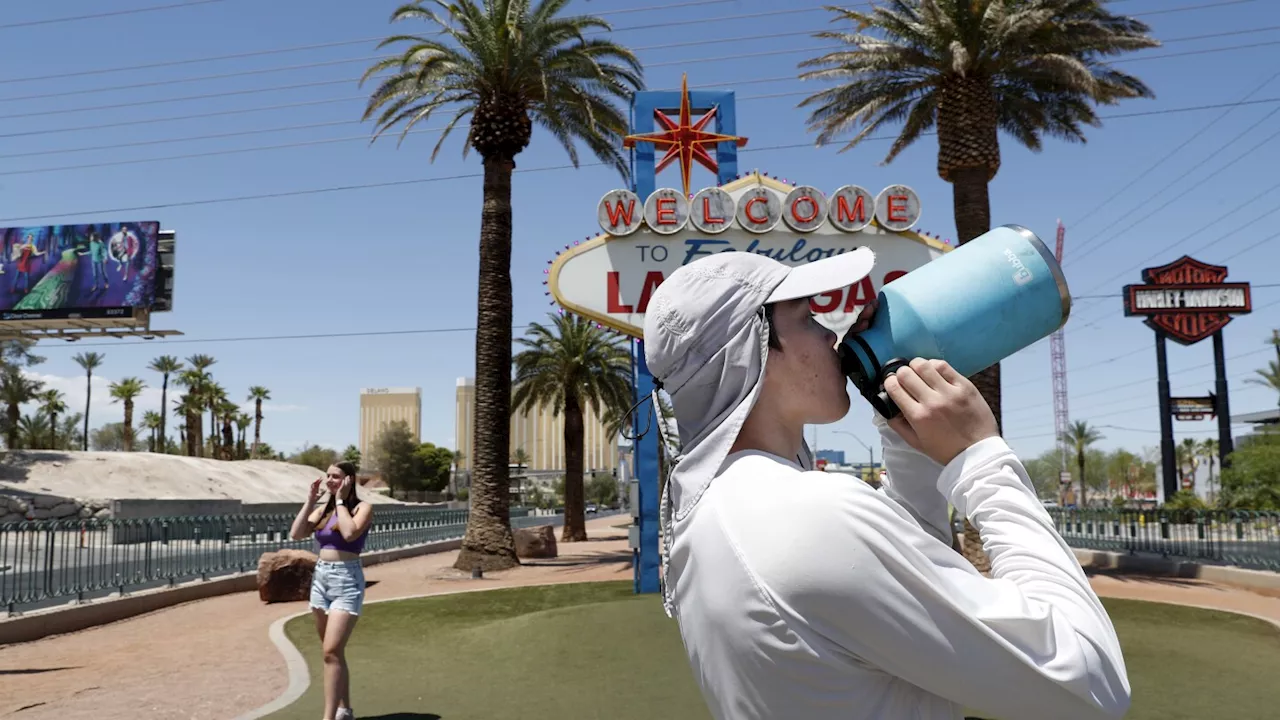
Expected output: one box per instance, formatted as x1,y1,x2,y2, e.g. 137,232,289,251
1,0,1278,461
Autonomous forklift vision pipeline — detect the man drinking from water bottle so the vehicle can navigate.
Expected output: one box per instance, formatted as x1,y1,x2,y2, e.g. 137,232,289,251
641,249,1129,720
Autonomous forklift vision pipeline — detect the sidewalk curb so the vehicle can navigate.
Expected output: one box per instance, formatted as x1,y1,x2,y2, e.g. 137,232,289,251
1073,549,1280,594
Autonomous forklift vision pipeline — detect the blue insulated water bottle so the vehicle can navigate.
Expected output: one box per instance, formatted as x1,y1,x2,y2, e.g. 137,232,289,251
839,224,1070,418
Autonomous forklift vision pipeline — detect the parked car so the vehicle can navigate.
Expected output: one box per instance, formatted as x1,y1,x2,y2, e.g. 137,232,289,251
586,504,599,514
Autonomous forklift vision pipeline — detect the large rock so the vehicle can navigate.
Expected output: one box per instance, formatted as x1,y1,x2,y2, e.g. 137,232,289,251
257,549,318,603
514,525,558,559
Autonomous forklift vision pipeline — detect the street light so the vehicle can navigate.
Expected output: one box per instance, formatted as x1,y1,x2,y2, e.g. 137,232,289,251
831,430,875,481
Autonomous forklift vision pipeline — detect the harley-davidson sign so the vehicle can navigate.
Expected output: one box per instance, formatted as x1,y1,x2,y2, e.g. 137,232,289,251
1122,256,1252,346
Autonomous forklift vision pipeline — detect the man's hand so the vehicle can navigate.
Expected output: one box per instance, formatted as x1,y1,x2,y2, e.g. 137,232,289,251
883,358,999,466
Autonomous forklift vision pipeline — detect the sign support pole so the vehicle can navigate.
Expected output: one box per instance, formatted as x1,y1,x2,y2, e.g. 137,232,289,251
632,342,661,594
1155,331,1178,501
626,85,739,595
1212,329,1235,469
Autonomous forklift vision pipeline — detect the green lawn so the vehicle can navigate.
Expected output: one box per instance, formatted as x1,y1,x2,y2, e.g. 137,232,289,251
267,581,1280,720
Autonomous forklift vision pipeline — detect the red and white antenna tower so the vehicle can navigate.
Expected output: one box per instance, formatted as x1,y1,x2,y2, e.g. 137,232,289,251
1050,220,1071,500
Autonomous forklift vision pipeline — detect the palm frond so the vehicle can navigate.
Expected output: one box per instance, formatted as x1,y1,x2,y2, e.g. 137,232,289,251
797,0,1160,163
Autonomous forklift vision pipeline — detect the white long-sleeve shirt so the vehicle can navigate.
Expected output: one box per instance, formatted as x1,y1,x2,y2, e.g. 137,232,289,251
666,417,1130,720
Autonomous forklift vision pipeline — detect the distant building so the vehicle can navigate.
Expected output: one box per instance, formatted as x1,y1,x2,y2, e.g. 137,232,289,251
359,387,422,471
815,449,846,465
454,377,618,474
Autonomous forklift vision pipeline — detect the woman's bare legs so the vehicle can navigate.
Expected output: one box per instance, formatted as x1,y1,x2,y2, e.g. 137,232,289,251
317,609,359,719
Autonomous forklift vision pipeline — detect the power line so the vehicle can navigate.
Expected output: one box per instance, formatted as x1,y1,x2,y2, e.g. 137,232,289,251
0,0,1251,87
8,89,1280,183
0,45,841,161
0,79,817,179
1064,176,1280,332
1063,68,1280,244
0,29,824,140
8,17,1276,104
1064,101,1280,270
0,4,1266,121
0,0,229,30
1004,346,1275,415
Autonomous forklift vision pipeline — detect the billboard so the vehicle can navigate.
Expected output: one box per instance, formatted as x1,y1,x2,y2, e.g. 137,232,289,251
0,221,160,322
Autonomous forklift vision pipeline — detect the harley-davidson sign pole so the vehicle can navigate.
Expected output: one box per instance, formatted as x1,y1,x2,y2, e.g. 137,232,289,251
1123,256,1252,500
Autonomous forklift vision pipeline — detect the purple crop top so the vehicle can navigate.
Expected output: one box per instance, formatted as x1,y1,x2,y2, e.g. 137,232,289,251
314,507,368,554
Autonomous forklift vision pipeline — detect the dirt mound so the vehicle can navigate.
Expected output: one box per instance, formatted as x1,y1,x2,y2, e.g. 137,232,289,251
0,450,399,504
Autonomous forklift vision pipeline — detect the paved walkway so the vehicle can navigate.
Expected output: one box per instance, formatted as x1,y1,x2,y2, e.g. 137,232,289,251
1,516,1279,720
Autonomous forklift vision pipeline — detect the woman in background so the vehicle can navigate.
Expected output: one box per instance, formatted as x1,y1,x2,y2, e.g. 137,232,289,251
290,461,372,720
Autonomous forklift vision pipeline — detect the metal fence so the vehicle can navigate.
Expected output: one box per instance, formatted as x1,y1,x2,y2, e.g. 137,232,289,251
1048,508,1280,572
0,505,617,615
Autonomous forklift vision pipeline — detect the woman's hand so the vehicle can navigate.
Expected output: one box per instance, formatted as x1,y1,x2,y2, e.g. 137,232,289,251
308,477,323,501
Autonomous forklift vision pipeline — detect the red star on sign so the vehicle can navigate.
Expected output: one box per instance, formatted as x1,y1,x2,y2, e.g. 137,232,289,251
623,73,749,197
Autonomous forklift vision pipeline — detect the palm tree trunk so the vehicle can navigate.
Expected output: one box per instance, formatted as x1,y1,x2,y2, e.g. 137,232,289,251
6,403,18,450
187,411,199,456
253,399,263,459
221,416,234,460
82,372,92,451
454,156,519,572
1078,449,1088,508
208,402,217,456
123,401,134,453
562,392,587,542
158,374,169,454
952,166,997,570
49,411,57,449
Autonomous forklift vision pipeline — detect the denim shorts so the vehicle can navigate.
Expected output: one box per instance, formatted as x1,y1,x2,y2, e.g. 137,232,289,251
309,559,366,616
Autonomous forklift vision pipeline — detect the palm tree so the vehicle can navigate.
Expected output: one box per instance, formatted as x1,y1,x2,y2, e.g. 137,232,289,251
1200,438,1220,505
38,389,67,450
512,447,530,468
205,382,227,456
174,392,205,456
603,391,680,494
235,412,252,459
1248,359,1280,407
1062,421,1104,508
218,400,238,460
147,356,183,454
175,370,209,456
362,0,642,570
798,1,1158,426
247,386,270,458
142,411,163,452
185,354,217,453
512,313,632,541
109,377,147,452
17,414,49,450
1178,437,1201,495
73,351,105,451
0,367,44,450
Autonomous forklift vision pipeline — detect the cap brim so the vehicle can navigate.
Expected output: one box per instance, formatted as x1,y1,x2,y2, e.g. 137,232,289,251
765,246,876,303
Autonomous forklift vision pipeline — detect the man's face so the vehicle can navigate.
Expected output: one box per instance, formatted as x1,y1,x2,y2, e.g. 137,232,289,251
760,298,850,425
